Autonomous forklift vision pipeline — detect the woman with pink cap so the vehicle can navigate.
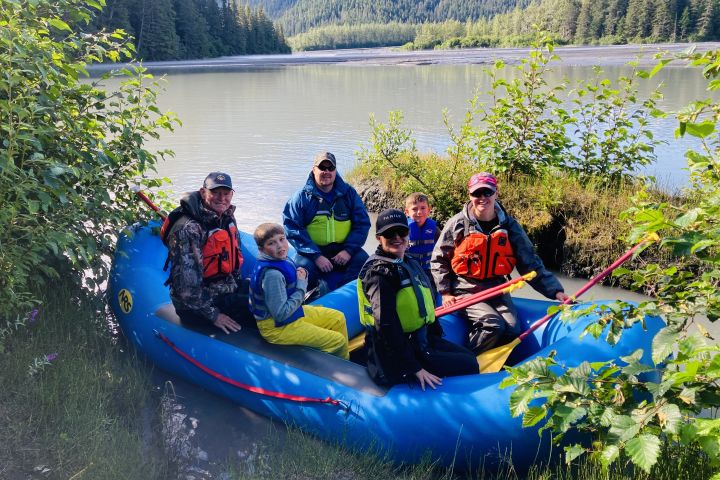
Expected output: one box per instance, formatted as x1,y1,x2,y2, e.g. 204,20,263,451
431,173,569,355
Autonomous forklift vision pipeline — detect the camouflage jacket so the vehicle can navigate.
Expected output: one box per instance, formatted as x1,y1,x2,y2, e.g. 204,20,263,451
166,191,242,323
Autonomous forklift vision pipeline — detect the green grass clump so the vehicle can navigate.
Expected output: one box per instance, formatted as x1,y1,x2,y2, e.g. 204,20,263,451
222,424,714,479
0,287,171,479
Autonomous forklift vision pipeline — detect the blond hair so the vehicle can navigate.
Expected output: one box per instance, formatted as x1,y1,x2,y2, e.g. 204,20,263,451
253,222,285,248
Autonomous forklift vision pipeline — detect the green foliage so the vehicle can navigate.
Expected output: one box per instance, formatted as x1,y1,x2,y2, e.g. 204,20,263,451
466,36,571,177
357,111,475,222
569,64,662,184
414,36,659,185
273,0,530,37
91,0,290,61
501,48,720,475
288,22,417,51
404,0,720,50
0,0,178,322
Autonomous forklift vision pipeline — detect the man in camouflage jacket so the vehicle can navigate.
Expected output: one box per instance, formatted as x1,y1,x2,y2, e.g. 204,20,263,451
165,172,249,334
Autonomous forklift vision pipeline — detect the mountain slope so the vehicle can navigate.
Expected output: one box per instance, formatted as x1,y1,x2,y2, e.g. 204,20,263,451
248,0,529,35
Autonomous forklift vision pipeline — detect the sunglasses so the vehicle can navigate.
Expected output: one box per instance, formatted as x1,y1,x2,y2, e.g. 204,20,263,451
380,227,409,239
316,164,336,172
471,188,495,198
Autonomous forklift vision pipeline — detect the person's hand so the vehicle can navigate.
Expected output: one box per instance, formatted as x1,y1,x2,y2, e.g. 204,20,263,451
556,291,571,303
296,267,308,280
213,313,241,334
332,250,351,266
415,369,442,391
441,294,457,307
314,255,333,273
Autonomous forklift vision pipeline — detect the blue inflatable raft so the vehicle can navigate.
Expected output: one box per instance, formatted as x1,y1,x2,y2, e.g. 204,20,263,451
108,221,664,471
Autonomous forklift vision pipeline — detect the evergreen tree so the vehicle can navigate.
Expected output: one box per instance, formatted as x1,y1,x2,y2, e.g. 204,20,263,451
574,0,591,42
679,5,692,38
651,0,674,40
696,0,718,40
174,0,212,59
133,0,180,60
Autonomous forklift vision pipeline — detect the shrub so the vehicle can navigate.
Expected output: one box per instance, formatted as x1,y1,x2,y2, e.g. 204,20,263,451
0,0,177,321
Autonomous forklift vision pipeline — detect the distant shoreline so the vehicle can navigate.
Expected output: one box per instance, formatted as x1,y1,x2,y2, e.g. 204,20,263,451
88,42,720,75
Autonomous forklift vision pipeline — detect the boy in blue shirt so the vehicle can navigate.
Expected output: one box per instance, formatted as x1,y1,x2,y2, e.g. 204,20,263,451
404,192,440,280
249,223,349,359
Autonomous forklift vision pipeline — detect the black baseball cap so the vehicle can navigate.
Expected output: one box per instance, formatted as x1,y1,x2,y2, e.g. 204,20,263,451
203,172,233,191
375,208,409,236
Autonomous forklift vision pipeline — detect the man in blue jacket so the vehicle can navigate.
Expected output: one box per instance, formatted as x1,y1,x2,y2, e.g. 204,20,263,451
283,151,371,297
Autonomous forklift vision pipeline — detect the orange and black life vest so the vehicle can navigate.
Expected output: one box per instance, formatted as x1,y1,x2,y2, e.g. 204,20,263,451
450,216,515,281
161,207,243,282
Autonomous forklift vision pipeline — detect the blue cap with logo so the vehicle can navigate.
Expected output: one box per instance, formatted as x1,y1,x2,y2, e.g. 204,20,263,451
203,172,233,191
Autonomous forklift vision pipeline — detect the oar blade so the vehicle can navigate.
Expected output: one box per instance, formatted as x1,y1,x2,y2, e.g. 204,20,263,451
477,337,521,373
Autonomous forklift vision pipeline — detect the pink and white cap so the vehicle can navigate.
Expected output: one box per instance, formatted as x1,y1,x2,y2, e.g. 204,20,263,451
467,172,498,193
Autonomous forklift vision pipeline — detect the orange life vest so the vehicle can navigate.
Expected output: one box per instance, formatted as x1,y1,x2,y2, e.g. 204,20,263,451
201,224,242,280
161,209,243,281
451,219,515,280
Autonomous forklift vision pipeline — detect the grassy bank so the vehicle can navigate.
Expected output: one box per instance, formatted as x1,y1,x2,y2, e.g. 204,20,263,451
0,287,171,479
224,425,712,479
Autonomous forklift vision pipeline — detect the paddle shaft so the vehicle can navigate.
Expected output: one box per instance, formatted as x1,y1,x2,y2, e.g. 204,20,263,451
435,273,533,318
517,237,653,341
135,190,167,220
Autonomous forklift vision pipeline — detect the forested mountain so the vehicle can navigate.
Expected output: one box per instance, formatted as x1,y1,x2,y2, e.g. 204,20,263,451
91,0,290,61
247,0,530,36
459,0,720,45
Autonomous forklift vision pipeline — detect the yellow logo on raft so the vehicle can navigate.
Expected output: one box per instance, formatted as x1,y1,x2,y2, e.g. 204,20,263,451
118,289,133,314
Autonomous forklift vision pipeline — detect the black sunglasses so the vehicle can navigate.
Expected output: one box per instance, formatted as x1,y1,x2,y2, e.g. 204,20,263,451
380,227,409,239
471,188,495,198
316,164,336,172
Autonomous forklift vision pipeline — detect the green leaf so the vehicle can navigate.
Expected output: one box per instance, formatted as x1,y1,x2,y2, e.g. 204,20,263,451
625,434,661,473
564,444,586,464
652,326,680,364
509,386,535,417
609,415,641,442
48,18,71,32
685,121,716,138
656,403,682,434
523,406,547,428
599,444,620,469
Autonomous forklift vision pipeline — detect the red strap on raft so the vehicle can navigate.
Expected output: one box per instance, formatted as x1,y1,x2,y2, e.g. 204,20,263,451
155,330,345,408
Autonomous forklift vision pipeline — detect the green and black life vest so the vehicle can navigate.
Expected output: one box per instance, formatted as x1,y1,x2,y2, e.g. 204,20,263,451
358,255,436,333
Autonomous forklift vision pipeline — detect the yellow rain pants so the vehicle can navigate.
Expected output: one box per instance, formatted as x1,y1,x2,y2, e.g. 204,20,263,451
257,305,349,360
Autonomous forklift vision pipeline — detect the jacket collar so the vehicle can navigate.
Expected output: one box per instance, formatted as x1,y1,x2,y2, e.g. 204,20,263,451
179,190,236,225
302,171,349,197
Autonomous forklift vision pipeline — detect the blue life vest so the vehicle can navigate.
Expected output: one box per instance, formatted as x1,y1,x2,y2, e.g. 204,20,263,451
249,259,305,326
407,218,437,272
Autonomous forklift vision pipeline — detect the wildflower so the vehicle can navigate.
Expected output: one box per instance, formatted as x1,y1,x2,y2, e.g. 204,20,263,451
27,308,39,324
45,352,59,362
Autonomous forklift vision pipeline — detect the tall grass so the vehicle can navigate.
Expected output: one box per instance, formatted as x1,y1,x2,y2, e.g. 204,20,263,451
223,424,713,479
0,287,171,479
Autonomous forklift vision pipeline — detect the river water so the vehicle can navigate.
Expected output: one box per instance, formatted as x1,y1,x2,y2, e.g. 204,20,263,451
125,44,720,232
112,45,716,477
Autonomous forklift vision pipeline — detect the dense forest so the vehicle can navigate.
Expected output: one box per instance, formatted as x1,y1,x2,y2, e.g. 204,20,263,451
91,0,290,61
247,0,530,36
451,0,720,45
247,0,720,51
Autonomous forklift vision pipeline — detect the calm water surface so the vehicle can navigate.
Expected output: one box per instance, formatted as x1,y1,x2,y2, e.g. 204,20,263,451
140,63,710,231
